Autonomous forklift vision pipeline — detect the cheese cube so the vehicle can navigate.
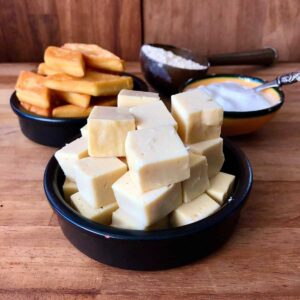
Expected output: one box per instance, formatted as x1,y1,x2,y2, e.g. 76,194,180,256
118,89,160,108
55,137,88,181
189,138,224,178
112,172,182,226
16,71,51,109
44,46,85,77
206,172,235,204
182,153,209,203
125,126,190,192
80,124,88,137
63,178,78,202
170,193,220,227
111,209,169,230
88,106,135,157
130,101,177,130
74,157,127,208
171,89,223,143
70,192,118,224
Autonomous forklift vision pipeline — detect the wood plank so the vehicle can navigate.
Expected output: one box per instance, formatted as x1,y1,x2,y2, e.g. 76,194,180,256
0,0,141,62
144,0,300,62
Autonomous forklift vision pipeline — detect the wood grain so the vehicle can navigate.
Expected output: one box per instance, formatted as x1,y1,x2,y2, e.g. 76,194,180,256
0,0,141,62
0,62,300,298
144,0,300,62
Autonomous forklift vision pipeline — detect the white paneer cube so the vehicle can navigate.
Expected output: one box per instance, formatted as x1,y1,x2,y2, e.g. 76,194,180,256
70,192,118,225
112,172,182,226
63,178,78,202
80,124,88,137
189,137,224,178
74,157,127,208
182,152,209,203
129,101,177,130
125,125,190,192
87,106,135,157
117,89,160,108
111,209,169,230
170,193,220,227
206,172,235,204
55,137,88,181
171,89,223,143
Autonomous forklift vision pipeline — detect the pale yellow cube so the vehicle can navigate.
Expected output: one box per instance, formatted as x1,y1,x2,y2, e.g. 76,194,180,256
125,126,190,192
74,157,127,208
71,192,118,224
130,101,177,130
206,172,235,204
171,89,223,143
189,138,224,178
182,153,209,203
170,193,220,227
88,106,135,157
112,172,182,227
117,89,160,108
111,209,169,230
63,178,78,202
54,137,88,181
80,124,88,137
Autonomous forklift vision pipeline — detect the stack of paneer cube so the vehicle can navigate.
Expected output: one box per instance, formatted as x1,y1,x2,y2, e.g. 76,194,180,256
15,44,133,118
55,88,235,230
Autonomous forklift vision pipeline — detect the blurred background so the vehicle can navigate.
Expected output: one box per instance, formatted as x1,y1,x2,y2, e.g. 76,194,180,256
0,0,299,62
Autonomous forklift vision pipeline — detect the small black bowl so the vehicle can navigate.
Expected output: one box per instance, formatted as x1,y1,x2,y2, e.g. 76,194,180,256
10,73,148,148
140,43,208,96
44,138,253,270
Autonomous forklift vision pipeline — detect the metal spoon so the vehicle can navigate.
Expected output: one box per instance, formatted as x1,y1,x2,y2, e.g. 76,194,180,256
254,71,300,92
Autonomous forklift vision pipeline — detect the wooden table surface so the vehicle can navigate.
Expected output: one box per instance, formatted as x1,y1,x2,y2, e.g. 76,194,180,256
0,62,299,299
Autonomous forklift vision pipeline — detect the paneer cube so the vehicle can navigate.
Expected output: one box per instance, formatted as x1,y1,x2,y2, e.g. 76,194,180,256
171,89,223,143
125,126,190,192
74,157,127,208
70,192,118,224
118,89,160,108
182,152,209,203
37,63,61,76
88,106,135,157
16,71,51,109
63,178,78,202
44,46,85,77
189,137,224,178
130,101,177,130
206,172,235,204
54,137,88,181
111,209,169,230
170,193,220,227
112,172,182,226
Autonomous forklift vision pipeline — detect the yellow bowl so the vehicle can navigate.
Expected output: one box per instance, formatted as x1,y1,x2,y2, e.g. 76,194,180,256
183,74,284,136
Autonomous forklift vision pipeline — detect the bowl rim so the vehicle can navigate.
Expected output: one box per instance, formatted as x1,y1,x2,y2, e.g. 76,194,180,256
10,72,149,123
44,138,253,241
182,73,285,118
140,43,210,71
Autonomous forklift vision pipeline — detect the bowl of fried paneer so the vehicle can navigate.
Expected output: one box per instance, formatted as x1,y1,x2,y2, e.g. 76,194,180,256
10,43,148,147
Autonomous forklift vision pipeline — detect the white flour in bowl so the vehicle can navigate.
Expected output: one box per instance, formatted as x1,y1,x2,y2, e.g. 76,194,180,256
142,45,207,70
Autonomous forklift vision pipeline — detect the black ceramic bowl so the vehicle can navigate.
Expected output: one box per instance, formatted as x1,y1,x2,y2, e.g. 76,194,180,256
44,138,253,271
140,43,208,96
10,73,148,148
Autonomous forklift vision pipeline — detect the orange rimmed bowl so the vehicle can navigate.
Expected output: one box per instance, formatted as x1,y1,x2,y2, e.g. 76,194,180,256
182,74,284,136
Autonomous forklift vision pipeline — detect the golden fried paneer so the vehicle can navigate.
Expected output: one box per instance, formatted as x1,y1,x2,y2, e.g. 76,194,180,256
44,70,133,96
52,104,92,118
62,43,125,72
44,46,85,77
16,71,51,109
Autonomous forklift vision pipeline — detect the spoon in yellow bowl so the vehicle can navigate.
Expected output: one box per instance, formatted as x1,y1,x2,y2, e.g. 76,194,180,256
254,71,300,92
